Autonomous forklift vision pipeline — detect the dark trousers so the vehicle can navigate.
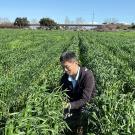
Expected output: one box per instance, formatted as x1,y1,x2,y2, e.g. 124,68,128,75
63,109,88,135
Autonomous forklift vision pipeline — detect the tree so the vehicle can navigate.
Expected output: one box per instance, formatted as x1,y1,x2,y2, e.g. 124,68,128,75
14,17,29,28
64,16,71,24
75,17,85,24
131,22,134,26
130,22,135,29
39,18,58,29
0,17,11,24
103,18,118,24
30,18,39,24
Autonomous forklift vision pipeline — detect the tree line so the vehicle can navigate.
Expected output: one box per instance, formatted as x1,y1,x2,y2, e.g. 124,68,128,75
0,17,59,29
14,17,58,29
0,17,135,30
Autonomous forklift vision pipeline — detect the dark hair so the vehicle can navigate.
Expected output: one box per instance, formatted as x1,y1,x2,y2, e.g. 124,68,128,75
60,51,77,63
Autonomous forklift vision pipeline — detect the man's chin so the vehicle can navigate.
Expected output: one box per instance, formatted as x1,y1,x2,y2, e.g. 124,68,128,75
66,72,71,76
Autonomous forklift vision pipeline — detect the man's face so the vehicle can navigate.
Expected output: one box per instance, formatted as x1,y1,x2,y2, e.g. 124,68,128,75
61,60,78,76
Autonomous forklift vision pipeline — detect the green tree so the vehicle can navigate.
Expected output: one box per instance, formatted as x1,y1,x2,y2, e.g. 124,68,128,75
14,17,29,28
131,23,135,29
39,18,59,29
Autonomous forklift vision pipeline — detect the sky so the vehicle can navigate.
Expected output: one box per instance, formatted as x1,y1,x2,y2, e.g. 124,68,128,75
0,0,135,24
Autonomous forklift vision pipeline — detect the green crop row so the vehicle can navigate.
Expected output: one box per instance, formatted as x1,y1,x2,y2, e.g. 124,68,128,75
0,30,78,135
79,32,135,135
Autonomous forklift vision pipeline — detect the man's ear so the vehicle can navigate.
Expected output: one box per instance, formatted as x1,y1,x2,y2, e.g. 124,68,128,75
75,61,79,65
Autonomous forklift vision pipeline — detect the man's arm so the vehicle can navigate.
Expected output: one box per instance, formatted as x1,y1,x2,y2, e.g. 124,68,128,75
70,70,95,109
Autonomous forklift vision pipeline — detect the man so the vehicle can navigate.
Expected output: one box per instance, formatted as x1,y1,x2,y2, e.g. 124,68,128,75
60,51,96,135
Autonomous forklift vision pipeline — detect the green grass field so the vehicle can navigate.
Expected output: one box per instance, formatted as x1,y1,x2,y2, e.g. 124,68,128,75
0,29,135,135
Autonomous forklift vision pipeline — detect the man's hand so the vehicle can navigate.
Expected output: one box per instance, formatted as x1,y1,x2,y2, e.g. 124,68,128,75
62,101,71,109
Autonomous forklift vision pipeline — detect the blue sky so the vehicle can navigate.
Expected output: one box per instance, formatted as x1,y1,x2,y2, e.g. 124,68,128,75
0,0,135,24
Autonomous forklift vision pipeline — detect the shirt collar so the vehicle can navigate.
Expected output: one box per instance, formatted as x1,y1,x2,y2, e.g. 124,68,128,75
68,66,80,81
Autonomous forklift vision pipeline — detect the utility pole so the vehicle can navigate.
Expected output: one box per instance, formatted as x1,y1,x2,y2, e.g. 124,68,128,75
92,10,95,25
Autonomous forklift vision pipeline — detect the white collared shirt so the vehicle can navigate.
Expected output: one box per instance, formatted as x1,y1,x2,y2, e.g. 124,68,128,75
68,67,80,89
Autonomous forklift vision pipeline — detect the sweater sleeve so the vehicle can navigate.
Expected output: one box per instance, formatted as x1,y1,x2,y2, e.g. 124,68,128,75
70,70,95,109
